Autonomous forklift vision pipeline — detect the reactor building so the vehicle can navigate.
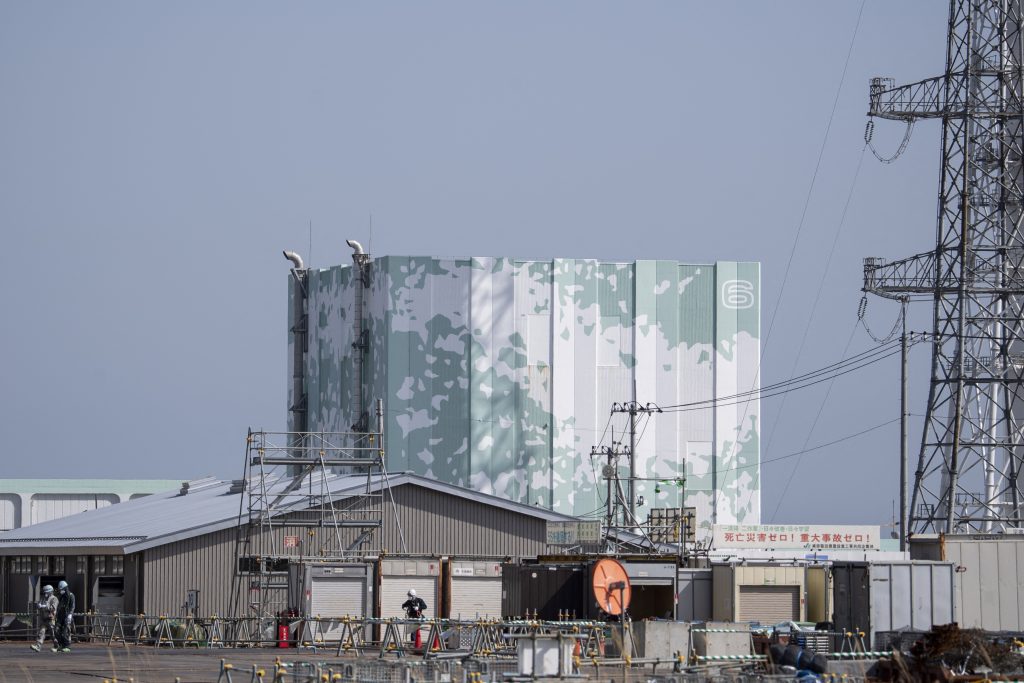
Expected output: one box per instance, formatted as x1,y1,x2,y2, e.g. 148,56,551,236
285,247,760,538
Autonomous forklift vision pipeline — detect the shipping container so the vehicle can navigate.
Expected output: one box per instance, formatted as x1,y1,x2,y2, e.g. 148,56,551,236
446,558,503,620
379,558,440,646
941,534,1024,631
620,561,677,620
501,563,593,620
712,564,805,624
831,561,954,649
301,563,372,641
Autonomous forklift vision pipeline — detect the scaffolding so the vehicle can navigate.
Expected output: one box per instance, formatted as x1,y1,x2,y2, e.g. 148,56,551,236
229,399,404,630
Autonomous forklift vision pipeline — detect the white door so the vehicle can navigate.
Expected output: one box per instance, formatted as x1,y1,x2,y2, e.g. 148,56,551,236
381,576,437,645
450,577,503,620
310,576,365,640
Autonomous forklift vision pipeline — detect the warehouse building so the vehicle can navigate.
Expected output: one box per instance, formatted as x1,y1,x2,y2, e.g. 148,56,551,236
0,472,579,619
0,479,180,531
287,252,761,538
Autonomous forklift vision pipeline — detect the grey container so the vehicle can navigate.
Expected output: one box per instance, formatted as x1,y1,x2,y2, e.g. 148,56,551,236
832,561,954,650
941,534,1024,631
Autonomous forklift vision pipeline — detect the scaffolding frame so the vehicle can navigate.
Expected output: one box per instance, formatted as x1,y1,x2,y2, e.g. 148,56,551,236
229,399,406,629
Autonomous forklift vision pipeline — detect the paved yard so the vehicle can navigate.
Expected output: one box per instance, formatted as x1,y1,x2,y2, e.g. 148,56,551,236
0,642,360,682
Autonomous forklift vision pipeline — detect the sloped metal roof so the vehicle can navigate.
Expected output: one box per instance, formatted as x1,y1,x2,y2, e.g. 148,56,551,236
0,471,576,555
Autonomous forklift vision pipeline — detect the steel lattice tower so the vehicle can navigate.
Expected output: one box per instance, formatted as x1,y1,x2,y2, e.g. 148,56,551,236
864,0,1024,533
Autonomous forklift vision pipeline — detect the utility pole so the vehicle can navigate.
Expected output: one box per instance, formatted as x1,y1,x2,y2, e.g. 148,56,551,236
610,401,662,529
593,438,630,552
899,302,908,551
592,445,618,532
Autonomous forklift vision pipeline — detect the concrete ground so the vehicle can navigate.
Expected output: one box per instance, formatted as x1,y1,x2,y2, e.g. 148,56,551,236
0,642,356,682
0,641,883,683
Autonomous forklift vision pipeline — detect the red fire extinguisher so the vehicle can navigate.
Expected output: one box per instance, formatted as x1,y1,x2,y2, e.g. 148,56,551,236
278,622,289,648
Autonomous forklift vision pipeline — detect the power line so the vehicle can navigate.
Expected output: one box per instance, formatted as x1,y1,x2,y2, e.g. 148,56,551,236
721,416,900,476
764,143,870,458
770,319,861,522
657,337,905,412
758,0,868,358
660,340,917,414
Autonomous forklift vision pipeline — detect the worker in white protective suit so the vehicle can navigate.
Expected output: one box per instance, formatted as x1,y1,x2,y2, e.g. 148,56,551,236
30,585,57,652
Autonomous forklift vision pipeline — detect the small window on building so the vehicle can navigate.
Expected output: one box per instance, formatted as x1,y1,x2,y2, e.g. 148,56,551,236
266,557,288,573
53,557,65,575
36,557,49,575
238,556,287,574
238,556,260,574
12,556,33,574
94,556,107,574
110,556,124,575
76,557,87,575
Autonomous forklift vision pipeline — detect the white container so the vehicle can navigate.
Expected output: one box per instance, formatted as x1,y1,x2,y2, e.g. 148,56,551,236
517,636,574,676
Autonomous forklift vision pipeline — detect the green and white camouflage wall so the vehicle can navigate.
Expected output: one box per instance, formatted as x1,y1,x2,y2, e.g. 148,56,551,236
290,257,760,537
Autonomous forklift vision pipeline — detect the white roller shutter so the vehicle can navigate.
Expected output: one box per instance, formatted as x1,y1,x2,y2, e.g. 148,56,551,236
381,576,436,644
450,577,502,619
738,585,799,624
310,576,366,640
381,576,437,620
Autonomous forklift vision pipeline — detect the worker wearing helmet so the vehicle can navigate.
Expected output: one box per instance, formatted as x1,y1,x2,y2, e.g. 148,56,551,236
401,589,428,647
402,589,427,618
53,580,76,653
31,585,57,652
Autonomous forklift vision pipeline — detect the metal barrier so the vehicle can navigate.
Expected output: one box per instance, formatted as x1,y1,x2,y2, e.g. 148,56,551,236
0,610,889,679
210,657,867,683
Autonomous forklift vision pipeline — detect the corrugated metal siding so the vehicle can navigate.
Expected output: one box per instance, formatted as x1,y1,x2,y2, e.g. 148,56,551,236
143,527,239,618
140,483,552,616
30,494,119,525
385,485,549,557
142,524,313,617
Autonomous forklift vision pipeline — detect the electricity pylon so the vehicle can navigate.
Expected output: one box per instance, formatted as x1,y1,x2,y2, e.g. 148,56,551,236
863,1,1024,533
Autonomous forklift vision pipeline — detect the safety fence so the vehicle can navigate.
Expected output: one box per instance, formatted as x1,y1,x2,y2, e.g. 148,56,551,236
0,611,890,667
211,658,871,683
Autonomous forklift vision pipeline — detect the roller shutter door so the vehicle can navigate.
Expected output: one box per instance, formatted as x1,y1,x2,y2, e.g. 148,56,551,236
381,576,436,644
310,576,366,640
450,577,502,619
738,585,799,623
381,576,437,620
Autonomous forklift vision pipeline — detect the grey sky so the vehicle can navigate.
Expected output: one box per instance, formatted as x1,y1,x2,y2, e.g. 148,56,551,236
0,2,946,526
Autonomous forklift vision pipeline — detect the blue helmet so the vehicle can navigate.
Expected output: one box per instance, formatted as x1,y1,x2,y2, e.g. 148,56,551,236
57,581,68,591
42,585,53,594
